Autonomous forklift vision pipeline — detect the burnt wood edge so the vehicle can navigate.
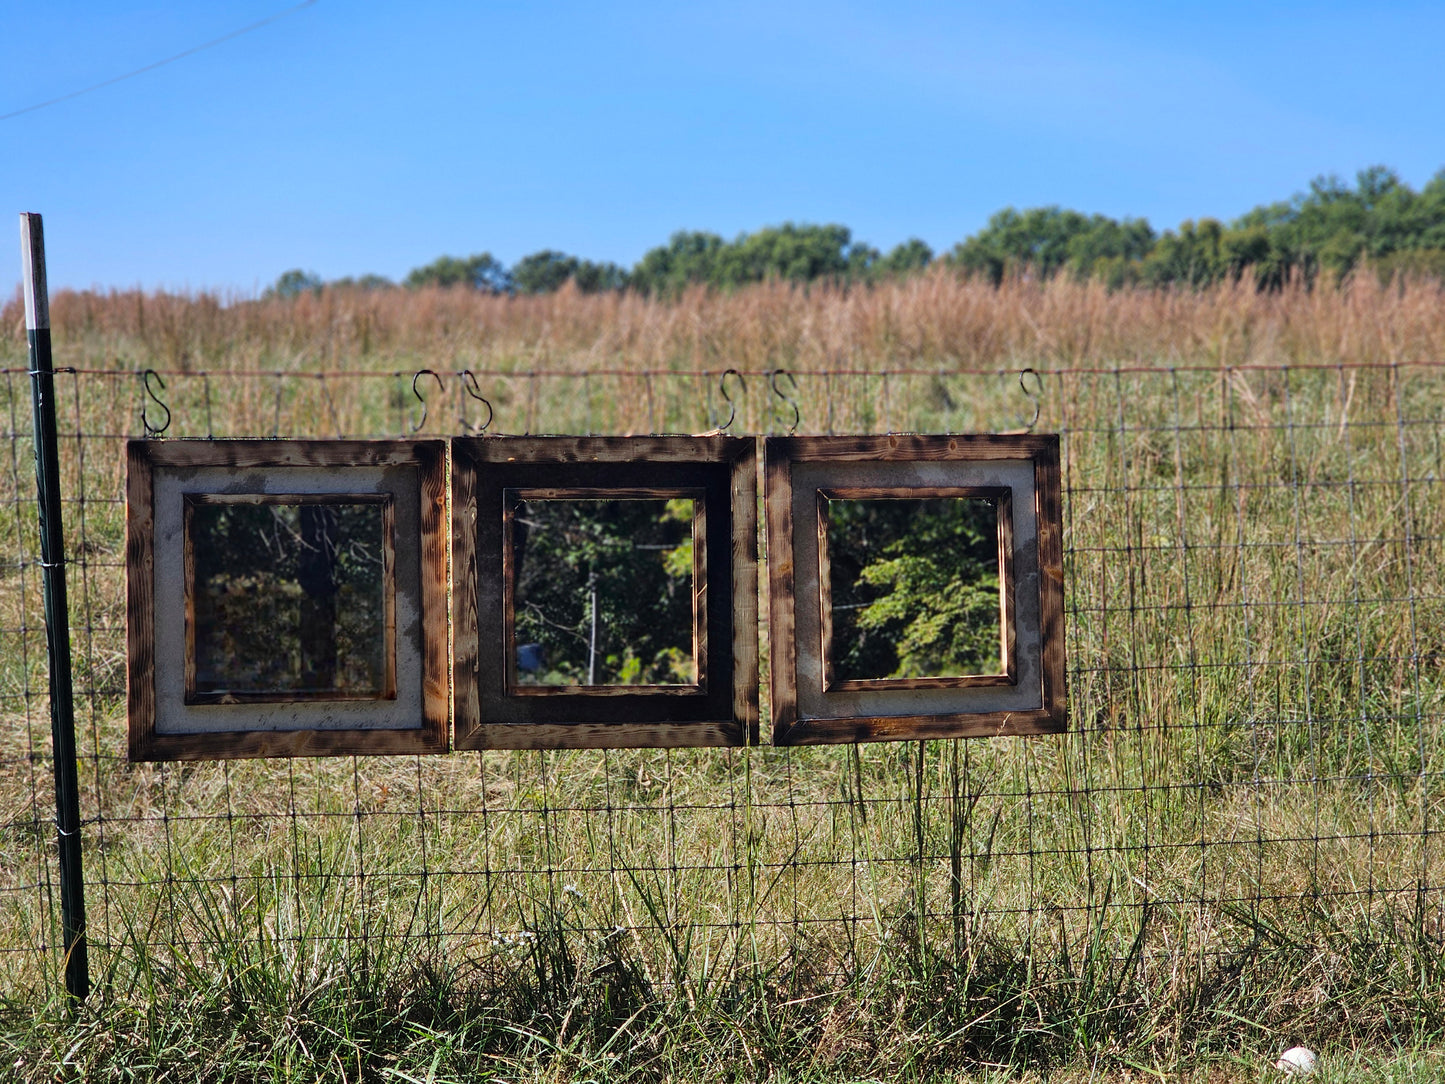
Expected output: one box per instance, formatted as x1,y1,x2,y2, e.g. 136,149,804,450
816,490,834,690
508,684,705,697
774,708,1066,746
451,451,481,747
132,437,446,469
462,720,747,751
693,494,709,693
1034,439,1068,730
137,726,446,762
998,488,1017,682
730,441,760,742
126,444,157,762
453,434,756,465
764,433,1058,462
763,447,798,744
418,441,452,752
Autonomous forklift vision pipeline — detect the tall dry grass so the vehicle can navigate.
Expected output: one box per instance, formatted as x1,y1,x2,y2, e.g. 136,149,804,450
6,270,1445,375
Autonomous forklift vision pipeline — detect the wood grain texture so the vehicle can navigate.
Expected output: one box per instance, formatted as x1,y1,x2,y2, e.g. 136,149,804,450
763,446,798,742
465,720,747,750
768,433,1060,463
452,435,757,749
729,439,760,741
144,440,436,470
450,450,481,740
1033,438,1068,730
126,442,157,761
457,435,748,464
416,440,451,753
136,727,447,762
779,708,1066,745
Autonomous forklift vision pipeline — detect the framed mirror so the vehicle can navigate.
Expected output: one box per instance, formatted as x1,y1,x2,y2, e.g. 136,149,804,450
127,440,449,760
451,436,758,748
765,434,1065,744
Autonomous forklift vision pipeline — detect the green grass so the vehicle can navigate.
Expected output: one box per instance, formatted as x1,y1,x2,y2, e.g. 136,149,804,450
3,292,1445,1079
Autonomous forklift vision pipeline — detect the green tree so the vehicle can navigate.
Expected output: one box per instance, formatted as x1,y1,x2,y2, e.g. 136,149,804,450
328,273,394,291
265,269,323,299
511,499,695,685
873,238,934,278
404,252,513,293
827,498,1001,681
512,250,629,294
629,231,727,295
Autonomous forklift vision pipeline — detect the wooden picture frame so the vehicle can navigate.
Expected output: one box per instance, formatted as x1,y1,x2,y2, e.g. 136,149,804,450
765,434,1065,745
451,435,758,749
127,439,450,760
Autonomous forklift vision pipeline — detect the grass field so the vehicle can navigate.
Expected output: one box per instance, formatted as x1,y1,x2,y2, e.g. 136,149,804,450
2,272,1445,1081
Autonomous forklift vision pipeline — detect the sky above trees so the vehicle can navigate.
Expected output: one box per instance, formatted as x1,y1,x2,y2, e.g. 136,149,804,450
3,1,1443,296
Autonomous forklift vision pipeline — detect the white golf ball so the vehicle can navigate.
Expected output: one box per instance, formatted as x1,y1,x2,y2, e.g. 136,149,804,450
1275,1046,1316,1075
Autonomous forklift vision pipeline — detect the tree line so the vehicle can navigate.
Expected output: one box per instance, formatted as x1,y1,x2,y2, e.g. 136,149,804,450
268,165,1445,299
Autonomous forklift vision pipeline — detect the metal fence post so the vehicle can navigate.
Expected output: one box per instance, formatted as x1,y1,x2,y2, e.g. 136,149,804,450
20,212,89,1003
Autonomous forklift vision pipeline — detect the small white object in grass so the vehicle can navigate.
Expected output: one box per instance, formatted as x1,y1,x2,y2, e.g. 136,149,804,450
1276,1046,1316,1075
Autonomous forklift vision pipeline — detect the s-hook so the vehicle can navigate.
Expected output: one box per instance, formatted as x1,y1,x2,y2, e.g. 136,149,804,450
459,369,493,434
141,369,171,437
717,368,745,432
1018,367,1043,433
768,368,800,435
410,369,444,433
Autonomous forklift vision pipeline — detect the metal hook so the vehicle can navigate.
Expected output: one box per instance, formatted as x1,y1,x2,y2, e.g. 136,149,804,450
459,369,493,434
141,369,171,437
410,369,444,433
717,368,745,432
768,368,800,435
1018,367,1043,433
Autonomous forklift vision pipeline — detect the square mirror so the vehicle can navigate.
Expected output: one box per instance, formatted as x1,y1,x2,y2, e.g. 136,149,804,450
504,490,706,692
818,488,1013,689
185,494,395,703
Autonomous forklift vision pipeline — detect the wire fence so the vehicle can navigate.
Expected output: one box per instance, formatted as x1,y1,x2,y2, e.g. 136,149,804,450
2,360,1443,1043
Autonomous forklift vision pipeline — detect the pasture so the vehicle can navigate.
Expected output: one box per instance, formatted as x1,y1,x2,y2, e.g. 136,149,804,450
3,271,1445,1081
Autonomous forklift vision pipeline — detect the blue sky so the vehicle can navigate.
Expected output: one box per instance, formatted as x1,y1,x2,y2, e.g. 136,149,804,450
4,1,1443,296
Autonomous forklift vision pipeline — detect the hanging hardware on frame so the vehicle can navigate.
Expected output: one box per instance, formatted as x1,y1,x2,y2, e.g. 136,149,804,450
717,368,745,432
768,368,800,435
1018,368,1043,433
410,369,444,433
458,370,494,434
141,369,171,437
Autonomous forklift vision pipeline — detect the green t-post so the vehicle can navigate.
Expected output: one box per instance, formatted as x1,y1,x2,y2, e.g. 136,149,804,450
20,213,89,1003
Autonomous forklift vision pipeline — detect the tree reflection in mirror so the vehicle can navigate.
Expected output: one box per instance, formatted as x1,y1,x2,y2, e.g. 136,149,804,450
823,495,1005,683
510,498,698,687
186,495,394,702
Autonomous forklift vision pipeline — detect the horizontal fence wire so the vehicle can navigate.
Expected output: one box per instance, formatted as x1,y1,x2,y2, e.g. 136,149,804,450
0,361,1442,1031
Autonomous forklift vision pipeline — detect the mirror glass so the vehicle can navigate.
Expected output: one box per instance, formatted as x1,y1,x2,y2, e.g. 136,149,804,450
188,498,390,699
510,498,696,686
825,496,1002,682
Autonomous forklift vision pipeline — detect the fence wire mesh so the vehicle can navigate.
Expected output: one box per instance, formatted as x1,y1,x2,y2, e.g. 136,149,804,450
1,361,1442,1041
